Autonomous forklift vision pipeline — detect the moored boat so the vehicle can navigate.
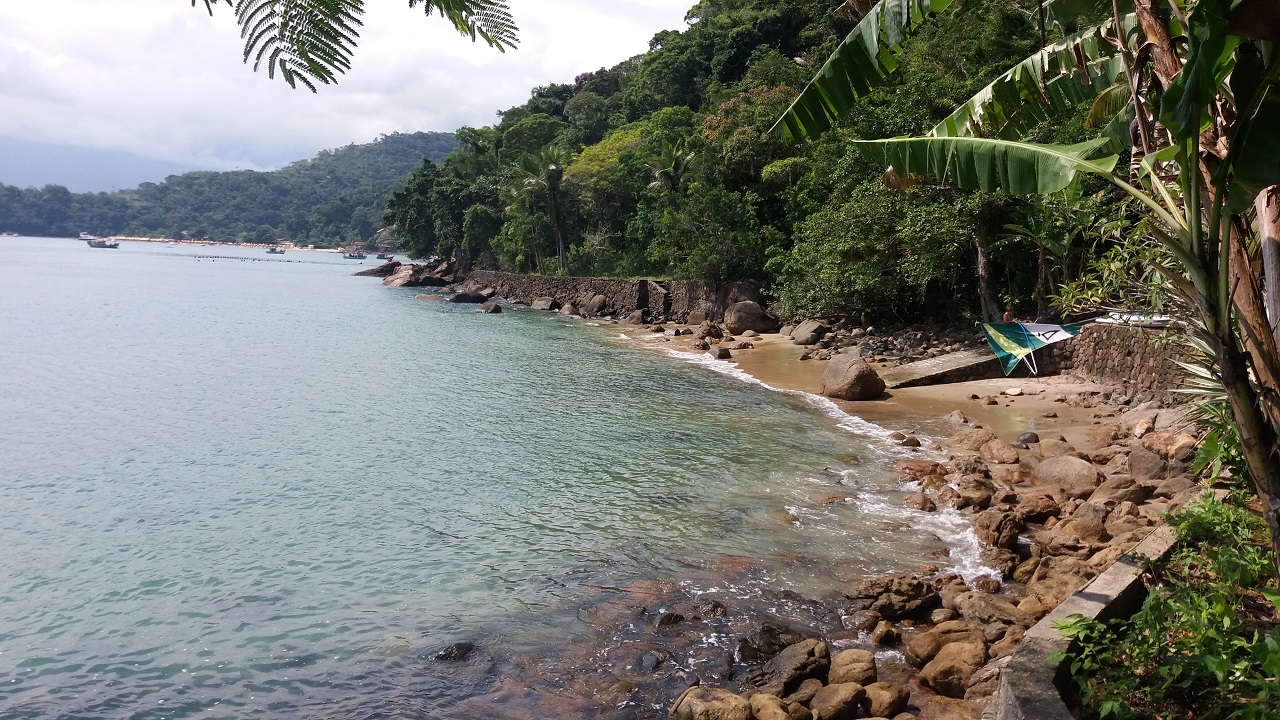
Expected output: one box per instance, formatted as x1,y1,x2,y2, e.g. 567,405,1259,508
343,252,367,259
82,233,120,249
267,248,286,254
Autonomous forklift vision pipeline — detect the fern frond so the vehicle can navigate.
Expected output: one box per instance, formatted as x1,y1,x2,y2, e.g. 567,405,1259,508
410,0,518,51
234,0,364,90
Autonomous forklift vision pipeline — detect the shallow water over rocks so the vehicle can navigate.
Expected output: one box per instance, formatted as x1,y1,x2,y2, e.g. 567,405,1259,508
0,237,987,718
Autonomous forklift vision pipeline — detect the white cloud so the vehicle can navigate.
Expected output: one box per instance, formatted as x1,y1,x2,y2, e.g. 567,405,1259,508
0,0,691,171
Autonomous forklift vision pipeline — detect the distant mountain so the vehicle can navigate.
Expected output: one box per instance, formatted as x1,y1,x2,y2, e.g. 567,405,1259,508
0,131,458,245
0,137,202,193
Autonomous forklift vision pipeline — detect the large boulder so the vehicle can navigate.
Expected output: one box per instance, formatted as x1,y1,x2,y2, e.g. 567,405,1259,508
828,648,877,685
821,355,885,401
449,291,487,304
808,683,866,720
953,592,1033,642
979,439,1020,465
848,574,938,620
475,301,502,314
353,260,401,277
920,642,987,698
530,297,559,311
791,319,830,346
716,279,763,309
904,620,986,667
583,294,609,316
750,639,830,696
747,694,791,720
1025,556,1098,602
972,508,1024,550
724,301,779,334
946,427,1000,452
1031,456,1104,498
862,682,909,718
669,686,752,720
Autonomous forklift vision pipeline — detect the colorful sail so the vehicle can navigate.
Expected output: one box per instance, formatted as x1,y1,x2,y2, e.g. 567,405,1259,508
981,322,1082,375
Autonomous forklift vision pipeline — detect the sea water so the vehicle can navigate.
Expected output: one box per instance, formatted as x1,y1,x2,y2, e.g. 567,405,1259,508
0,237,984,718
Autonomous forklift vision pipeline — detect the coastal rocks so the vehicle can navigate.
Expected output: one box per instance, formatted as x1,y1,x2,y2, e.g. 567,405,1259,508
972,509,1023,550
710,347,732,360
979,439,1020,465
790,320,830,346
820,355,885,401
381,260,456,287
863,681,909,717
808,683,866,720
475,301,502,313
827,649,876,685
669,686,752,720
919,642,987,698
353,260,400,277
1031,456,1103,498
1127,431,1197,480
449,291,487,304
748,693,793,720
750,639,829,696
435,641,476,661
531,296,559,311
953,592,1032,642
945,427,999,452
724,301,780,334
892,459,940,477
626,310,647,324
847,574,937,620
903,620,985,667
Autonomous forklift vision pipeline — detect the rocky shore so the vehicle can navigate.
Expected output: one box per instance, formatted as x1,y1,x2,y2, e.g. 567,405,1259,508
360,266,1201,718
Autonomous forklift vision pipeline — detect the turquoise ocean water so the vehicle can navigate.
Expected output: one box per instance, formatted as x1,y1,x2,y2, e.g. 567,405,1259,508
0,237,985,718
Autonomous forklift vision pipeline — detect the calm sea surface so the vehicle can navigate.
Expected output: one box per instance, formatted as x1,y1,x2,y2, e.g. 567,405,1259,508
0,237,985,718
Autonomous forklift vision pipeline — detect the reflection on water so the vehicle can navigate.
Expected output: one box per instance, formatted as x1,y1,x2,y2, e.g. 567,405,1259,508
0,237,985,718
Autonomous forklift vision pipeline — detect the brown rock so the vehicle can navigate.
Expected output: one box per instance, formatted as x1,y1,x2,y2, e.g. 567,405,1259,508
870,620,900,646
1016,593,1058,622
953,592,1033,642
1017,492,1062,522
946,428,1000,452
749,693,791,720
723,301,779,334
828,649,877,685
808,683,866,720
979,439,1020,465
972,509,1024,550
990,625,1026,658
1031,456,1103,498
903,492,936,512
782,678,824,706
821,355,886,401
862,682,909,718
919,642,987,698
669,686,751,720
1038,438,1076,458
1026,556,1098,602
751,640,830,696
841,609,881,633
1087,423,1125,448
892,459,941,477
1089,475,1151,506
981,547,1020,577
904,620,985,667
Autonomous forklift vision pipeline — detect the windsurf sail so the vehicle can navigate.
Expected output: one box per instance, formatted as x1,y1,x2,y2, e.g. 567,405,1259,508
981,322,1082,375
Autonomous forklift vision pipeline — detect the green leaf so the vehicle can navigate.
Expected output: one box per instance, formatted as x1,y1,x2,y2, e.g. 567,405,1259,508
1044,0,1131,27
772,0,954,141
1225,44,1280,213
853,136,1119,195
1262,587,1280,611
1159,0,1239,142
929,20,1134,140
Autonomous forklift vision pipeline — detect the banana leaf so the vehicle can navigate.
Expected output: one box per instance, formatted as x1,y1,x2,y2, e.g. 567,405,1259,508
771,0,954,141
853,136,1119,195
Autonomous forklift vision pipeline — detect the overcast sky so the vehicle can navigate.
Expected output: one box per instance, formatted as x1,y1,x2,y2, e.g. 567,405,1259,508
0,0,692,178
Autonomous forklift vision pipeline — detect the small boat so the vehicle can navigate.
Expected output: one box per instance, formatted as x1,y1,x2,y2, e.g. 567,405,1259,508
376,252,392,260
267,248,286,255
343,252,367,259
81,233,119,248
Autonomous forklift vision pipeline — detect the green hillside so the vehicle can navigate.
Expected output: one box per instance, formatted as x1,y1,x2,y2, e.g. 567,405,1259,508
0,131,457,246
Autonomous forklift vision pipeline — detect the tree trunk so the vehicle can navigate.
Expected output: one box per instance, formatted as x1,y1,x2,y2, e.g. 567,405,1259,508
548,187,565,273
1258,187,1280,350
1216,338,1280,581
975,222,1000,322
1033,247,1051,320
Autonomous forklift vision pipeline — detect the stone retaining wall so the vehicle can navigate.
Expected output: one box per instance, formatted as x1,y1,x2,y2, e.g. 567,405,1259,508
1046,323,1185,401
464,270,727,322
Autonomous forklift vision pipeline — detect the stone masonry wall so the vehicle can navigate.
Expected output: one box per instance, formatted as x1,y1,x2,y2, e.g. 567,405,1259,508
1045,323,1185,401
465,271,725,322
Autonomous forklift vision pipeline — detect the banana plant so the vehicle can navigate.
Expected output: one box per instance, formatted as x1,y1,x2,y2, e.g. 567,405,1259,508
193,0,518,90
777,0,1280,577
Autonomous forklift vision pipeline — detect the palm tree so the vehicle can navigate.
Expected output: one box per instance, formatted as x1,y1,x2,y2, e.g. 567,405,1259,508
193,0,518,90
514,145,570,273
647,138,696,196
774,0,1280,574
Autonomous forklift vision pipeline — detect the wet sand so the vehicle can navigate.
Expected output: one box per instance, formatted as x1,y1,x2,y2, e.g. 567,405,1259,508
631,328,1120,449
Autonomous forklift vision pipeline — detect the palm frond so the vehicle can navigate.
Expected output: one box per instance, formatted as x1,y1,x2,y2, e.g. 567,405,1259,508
771,0,954,141
221,0,517,91
1084,80,1132,128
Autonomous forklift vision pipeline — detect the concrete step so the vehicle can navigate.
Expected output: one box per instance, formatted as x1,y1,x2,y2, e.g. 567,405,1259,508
878,348,1004,389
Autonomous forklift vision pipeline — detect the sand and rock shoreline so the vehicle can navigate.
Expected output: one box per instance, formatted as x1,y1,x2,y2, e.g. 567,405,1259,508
362,264,1201,719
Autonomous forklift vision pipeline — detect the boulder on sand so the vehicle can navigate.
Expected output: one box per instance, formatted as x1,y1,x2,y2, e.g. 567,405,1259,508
724,301,780,334
821,354,885,401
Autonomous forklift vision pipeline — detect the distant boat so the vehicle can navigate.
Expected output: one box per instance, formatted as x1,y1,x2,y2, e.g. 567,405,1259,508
267,248,286,255
376,252,392,260
85,238,120,249
343,252,367,259
1,232,17,237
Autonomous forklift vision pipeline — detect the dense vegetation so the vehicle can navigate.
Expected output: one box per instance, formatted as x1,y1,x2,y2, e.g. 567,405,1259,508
382,0,1108,323
0,131,456,246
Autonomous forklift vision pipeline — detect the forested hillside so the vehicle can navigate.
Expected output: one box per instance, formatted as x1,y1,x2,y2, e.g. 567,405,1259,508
385,0,1116,322
0,132,456,246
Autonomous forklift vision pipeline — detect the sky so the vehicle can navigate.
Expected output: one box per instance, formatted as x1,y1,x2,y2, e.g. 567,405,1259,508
0,0,693,189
